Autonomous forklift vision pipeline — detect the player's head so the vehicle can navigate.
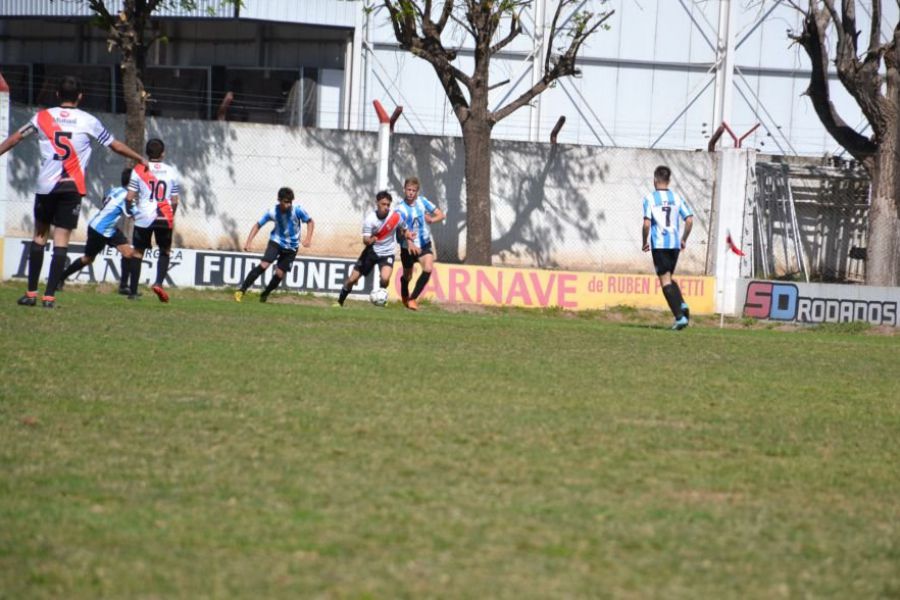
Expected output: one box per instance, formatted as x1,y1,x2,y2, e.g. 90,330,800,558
120,168,132,187
56,76,82,105
146,138,165,160
277,187,294,211
654,165,671,188
403,177,420,202
375,190,392,218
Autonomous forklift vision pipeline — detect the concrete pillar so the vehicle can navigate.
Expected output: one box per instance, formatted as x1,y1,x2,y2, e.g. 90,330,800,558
712,148,753,315
712,0,735,129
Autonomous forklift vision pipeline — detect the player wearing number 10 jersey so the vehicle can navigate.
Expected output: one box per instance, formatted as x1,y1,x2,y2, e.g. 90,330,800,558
0,76,145,308
126,138,181,303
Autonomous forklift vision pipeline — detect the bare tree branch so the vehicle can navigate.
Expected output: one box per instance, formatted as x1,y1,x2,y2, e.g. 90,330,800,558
491,9,613,124
490,10,523,56
790,2,877,161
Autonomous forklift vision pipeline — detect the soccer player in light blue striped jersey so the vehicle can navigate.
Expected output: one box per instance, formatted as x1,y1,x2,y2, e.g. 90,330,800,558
641,165,694,330
59,168,137,286
235,187,315,303
396,176,444,310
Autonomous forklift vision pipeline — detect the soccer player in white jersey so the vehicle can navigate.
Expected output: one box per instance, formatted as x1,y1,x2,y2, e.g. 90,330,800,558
125,138,181,302
234,187,315,303
59,169,137,284
641,165,694,330
336,191,409,307
0,76,145,308
396,176,445,311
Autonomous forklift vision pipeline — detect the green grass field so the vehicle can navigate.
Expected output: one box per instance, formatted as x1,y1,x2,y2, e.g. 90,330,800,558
1,282,899,599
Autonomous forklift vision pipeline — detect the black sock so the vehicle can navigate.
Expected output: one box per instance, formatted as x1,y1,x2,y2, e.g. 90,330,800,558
44,246,68,298
155,252,170,287
401,276,410,300
27,242,45,292
662,283,684,319
129,257,143,295
338,286,351,306
240,265,265,292
411,271,432,299
61,256,88,281
119,256,130,290
262,273,282,296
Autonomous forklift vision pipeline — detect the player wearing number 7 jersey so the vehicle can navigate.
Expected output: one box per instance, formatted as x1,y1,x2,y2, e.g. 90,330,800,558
125,138,181,303
642,165,694,330
0,76,146,308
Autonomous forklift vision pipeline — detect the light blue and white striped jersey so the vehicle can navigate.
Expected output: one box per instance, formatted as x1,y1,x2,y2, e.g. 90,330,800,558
396,195,438,248
258,204,312,251
88,186,131,238
642,189,693,250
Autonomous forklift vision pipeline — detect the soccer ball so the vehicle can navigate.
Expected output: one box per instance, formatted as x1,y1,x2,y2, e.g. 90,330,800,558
369,287,389,307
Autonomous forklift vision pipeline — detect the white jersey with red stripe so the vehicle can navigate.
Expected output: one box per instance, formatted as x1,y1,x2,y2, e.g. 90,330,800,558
362,209,406,257
129,161,182,228
24,107,114,195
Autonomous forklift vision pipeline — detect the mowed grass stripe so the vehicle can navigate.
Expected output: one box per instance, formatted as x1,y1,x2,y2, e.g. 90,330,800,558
1,282,898,599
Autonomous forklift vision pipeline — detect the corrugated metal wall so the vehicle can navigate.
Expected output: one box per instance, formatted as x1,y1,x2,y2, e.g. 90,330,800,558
240,0,358,27
0,0,354,21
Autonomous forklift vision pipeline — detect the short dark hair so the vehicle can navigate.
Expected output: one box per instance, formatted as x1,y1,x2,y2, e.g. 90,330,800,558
57,76,82,103
146,138,165,160
376,190,392,202
120,168,132,187
278,187,294,201
654,165,671,183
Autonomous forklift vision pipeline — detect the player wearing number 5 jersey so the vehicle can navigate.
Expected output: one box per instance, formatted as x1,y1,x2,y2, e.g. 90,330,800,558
642,165,694,330
0,76,145,308
125,138,181,303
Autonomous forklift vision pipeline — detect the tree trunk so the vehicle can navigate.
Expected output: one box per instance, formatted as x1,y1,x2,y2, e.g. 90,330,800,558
866,134,900,286
462,119,493,265
119,32,146,160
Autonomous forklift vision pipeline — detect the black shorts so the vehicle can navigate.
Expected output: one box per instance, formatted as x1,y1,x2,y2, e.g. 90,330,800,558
34,191,82,230
133,225,173,251
354,245,394,277
400,242,434,269
651,249,680,276
84,227,128,258
261,240,298,272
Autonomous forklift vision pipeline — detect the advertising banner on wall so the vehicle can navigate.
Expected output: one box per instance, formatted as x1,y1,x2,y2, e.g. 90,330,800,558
739,279,899,326
1,237,376,296
2,236,716,312
389,263,715,313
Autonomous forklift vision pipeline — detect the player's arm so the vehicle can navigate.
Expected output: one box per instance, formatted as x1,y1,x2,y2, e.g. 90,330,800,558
642,218,651,252
110,140,148,167
243,223,261,252
425,207,445,224
0,131,25,156
302,219,315,248
125,188,139,215
170,194,180,212
681,216,693,249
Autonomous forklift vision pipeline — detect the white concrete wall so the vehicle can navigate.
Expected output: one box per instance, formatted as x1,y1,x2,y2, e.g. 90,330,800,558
3,104,716,275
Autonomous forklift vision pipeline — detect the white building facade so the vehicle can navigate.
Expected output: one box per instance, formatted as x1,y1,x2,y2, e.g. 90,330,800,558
0,0,893,156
